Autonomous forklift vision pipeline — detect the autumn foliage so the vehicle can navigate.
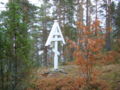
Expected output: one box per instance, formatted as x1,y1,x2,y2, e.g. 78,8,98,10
28,74,109,90
67,20,113,89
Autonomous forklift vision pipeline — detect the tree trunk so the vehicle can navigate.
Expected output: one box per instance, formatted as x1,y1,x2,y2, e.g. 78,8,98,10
105,0,112,51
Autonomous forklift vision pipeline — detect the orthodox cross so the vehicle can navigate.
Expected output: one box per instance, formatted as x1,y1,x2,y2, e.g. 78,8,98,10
45,20,65,70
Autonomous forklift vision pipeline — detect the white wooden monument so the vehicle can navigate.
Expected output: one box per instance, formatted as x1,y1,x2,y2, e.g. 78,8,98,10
45,20,65,70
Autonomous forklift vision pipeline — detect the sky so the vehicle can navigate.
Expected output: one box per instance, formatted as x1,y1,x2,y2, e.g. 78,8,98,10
0,0,119,10
0,0,41,5
0,0,42,11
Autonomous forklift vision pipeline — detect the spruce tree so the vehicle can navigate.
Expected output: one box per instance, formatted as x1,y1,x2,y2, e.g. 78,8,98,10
0,0,35,89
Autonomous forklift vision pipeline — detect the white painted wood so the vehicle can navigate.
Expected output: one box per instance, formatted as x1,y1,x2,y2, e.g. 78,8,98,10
45,20,65,70
45,20,65,46
54,36,58,69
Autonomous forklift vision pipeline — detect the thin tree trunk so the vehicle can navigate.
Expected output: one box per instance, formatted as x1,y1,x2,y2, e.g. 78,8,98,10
13,33,17,90
1,59,4,90
86,0,89,26
105,0,112,50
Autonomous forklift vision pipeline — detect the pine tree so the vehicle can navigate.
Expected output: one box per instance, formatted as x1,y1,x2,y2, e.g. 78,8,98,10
35,0,53,66
114,2,120,39
0,19,6,90
103,0,112,50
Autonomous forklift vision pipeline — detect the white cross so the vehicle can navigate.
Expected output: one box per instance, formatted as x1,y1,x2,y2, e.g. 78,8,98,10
45,20,65,70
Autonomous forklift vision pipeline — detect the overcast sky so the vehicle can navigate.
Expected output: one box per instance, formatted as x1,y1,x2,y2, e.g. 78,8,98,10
0,0,42,11
0,0,41,5
0,0,119,15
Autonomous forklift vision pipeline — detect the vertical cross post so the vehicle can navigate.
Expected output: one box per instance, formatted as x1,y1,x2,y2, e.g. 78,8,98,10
54,36,58,70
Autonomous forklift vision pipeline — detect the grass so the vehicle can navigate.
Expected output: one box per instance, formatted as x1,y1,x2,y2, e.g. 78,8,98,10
100,63,120,90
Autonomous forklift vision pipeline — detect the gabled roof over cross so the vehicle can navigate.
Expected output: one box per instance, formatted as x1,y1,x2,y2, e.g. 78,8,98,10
45,20,65,46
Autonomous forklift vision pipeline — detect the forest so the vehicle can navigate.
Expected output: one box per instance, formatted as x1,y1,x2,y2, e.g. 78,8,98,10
0,0,120,90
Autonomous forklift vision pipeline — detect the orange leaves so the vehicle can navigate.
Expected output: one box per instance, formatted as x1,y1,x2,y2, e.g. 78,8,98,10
69,20,108,86
34,77,86,90
75,77,86,88
101,51,116,64
87,38,105,53
106,27,112,32
67,39,78,48
76,20,102,36
92,20,100,27
67,20,115,89
75,53,86,65
88,80,110,90
76,21,84,30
